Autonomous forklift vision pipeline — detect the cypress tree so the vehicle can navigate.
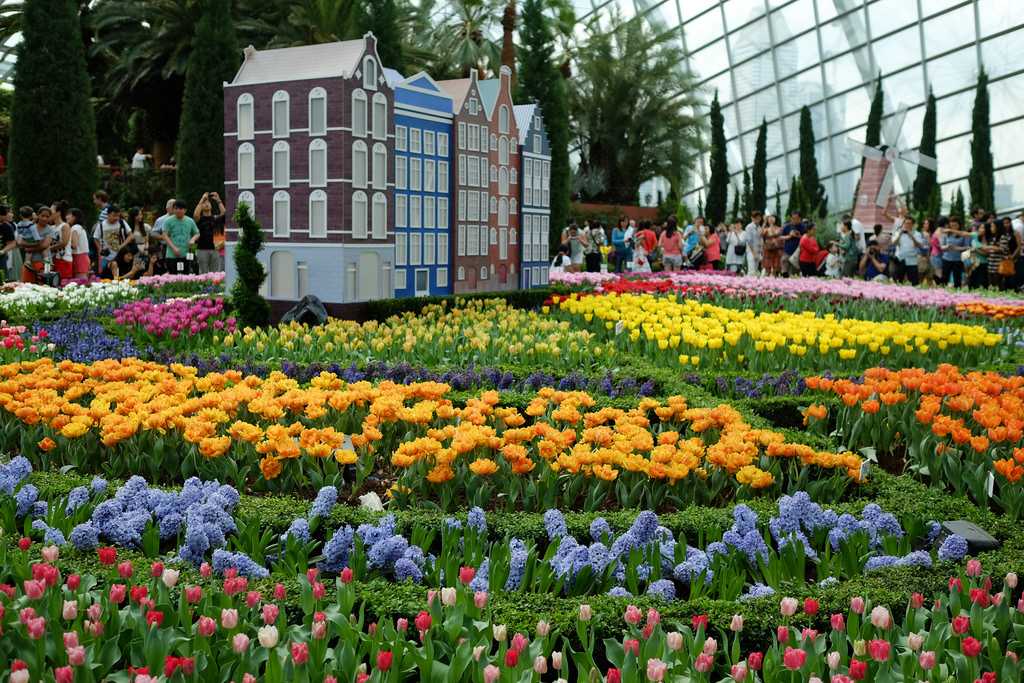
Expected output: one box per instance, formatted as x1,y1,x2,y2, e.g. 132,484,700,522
786,176,805,217
231,203,270,328
865,74,884,150
730,187,741,223
517,0,569,256
706,91,729,226
697,195,705,219
968,68,994,212
775,180,782,221
175,0,239,214
751,118,767,212
912,88,937,212
741,168,752,219
951,187,965,225
361,0,405,74
8,0,98,213
798,105,827,218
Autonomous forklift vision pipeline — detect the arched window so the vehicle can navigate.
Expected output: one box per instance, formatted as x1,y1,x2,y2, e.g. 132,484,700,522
457,266,465,281
372,93,387,140
270,251,296,299
480,266,488,280
489,227,497,246
490,165,497,183
509,198,517,214
352,140,367,188
363,56,377,90
498,137,508,165
309,189,327,237
272,140,290,187
237,143,255,189
499,167,508,195
499,105,509,134
272,90,289,137
237,93,254,140
498,197,508,227
309,139,327,187
272,191,290,237
351,89,367,137
352,191,368,239
510,228,517,245
237,191,255,216
309,87,327,136
510,168,517,185
372,143,387,190
372,192,387,239
489,196,497,215
490,133,497,151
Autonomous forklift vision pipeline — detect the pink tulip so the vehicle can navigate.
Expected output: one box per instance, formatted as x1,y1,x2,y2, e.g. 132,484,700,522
67,646,86,666
850,597,865,614
919,651,936,669
780,597,798,616
62,601,78,621
624,604,643,625
483,665,500,683
474,591,488,609
197,616,216,637
233,633,250,654
693,653,713,673
221,608,238,629
63,632,79,649
730,663,747,681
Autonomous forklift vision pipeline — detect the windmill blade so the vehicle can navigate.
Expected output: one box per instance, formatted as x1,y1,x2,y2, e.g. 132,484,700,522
847,137,884,160
899,149,937,171
875,165,896,208
883,103,909,146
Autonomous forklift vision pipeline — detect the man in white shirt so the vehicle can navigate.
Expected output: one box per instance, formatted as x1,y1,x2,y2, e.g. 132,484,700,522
131,146,151,170
844,213,868,252
892,215,924,285
743,210,764,274
152,198,176,236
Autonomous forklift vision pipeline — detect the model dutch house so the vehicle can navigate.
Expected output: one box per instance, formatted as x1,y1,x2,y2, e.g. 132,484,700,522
514,103,551,288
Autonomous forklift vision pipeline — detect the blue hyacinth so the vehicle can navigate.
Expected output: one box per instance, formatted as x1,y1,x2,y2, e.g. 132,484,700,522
319,525,355,573
938,534,968,562
64,486,91,516
739,583,776,601
285,518,311,544
0,456,32,495
607,586,632,598
469,558,490,592
211,549,269,578
69,522,100,550
467,507,486,534
309,486,338,519
590,517,612,542
90,476,108,495
543,509,567,540
504,538,528,590
646,579,676,600
394,557,423,583
31,519,67,546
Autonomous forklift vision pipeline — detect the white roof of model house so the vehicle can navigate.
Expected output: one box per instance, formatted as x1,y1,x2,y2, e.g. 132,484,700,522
230,36,374,85
514,103,538,144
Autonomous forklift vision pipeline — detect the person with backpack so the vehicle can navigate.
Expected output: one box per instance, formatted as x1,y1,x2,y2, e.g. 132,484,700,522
838,219,861,277
92,205,131,276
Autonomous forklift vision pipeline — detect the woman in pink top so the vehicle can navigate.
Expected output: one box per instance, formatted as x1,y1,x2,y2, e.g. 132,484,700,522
925,218,943,285
699,225,720,270
658,218,684,270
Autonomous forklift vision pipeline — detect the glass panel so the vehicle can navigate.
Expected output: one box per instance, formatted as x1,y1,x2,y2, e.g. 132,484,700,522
771,0,816,41
779,71,824,116
935,90,973,140
989,74,1024,128
730,16,769,66
680,0,716,21
926,45,977,97
993,165,1024,211
882,66,926,113
871,26,921,75
821,49,869,94
706,71,734,105
827,86,871,134
934,133,971,183
919,0,974,19
868,0,919,39
814,0,839,23
819,15,864,61
832,168,860,209
832,124,867,171
724,0,767,31
774,30,820,81
923,3,975,57
690,38,730,80
766,156,789,187
735,87,780,137
976,0,1023,38
685,6,723,50
990,120,1024,171
980,32,1024,80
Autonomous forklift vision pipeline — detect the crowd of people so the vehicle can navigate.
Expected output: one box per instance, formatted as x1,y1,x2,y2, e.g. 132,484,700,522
0,190,226,285
556,205,1024,291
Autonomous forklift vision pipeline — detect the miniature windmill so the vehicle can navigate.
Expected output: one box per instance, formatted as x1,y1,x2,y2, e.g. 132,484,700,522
847,104,937,230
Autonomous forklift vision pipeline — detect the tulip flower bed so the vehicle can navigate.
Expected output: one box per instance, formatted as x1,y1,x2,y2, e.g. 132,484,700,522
112,297,237,348
803,365,1024,519
552,292,1006,372
0,358,863,507
550,270,1024,320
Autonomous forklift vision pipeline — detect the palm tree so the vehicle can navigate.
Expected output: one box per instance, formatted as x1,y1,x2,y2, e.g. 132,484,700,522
236,0,363,48
430,0,503,79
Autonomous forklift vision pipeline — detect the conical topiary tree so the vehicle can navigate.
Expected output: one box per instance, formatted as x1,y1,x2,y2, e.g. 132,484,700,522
751,118,767,212
968,68,994,212
231,203,270,328
799,105,827,218
912,88,937,213
706,91,729,225
8,0,98,214
176,0,239,213
741,167,752,219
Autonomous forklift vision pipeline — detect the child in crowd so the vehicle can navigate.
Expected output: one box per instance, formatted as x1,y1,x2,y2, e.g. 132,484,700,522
825,242,842,278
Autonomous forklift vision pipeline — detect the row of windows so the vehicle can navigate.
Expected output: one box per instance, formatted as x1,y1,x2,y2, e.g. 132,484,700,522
456,154,488,189
456,122,518,157
395,157,449,194
395,267,448,293
523,265,550,288
236,140,387,190
523,158,552,207
455,190,518,223
395,194,449,229
236,76,385,141
522,213,551,263
242,190,387,240
395,232,450,267
455,225,518,258
395,127,450,157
